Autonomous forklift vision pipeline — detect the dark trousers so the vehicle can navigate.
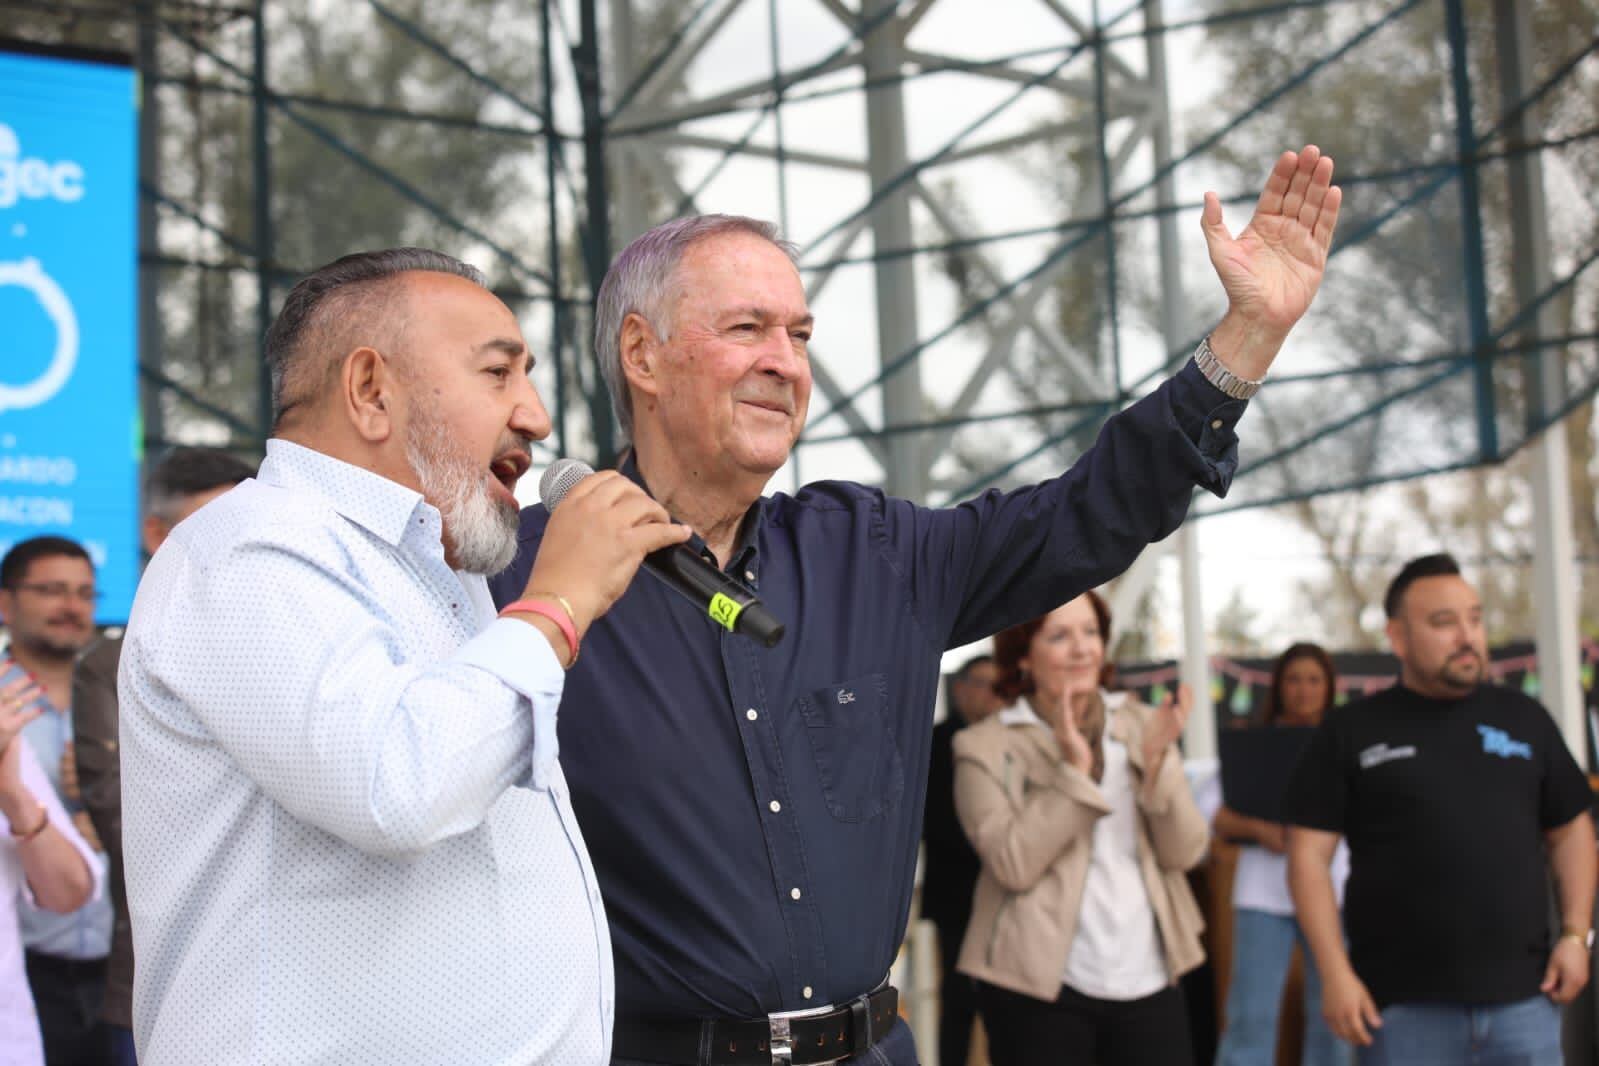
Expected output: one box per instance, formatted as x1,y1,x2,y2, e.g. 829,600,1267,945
976,979,1194,1066
935,920,978,1066
25,951,112,1066
612,1015,918,1065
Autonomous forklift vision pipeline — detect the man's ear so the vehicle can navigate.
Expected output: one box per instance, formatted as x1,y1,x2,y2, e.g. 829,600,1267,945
140,514,170,557
619,312,662,402
1385,616,1406,659
343,346,396,443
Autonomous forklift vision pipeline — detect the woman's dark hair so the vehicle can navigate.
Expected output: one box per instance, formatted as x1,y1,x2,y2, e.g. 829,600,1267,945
1263,641,1337,725
992,589,1114,703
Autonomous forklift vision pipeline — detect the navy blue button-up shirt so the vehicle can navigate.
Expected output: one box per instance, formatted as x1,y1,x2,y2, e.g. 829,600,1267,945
491,363,1243,1032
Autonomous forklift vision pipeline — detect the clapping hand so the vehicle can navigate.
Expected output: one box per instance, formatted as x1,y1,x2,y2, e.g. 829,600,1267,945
1142,683,1191,772
0,674,44,799
1051,692,1095,776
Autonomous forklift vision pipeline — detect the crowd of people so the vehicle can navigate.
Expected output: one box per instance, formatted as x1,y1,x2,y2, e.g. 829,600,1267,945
920,554,1595,1066
0,137,1591,1066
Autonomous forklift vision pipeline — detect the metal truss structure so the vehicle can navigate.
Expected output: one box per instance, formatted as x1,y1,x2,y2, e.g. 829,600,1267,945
6,0,1590,498
5,0,1595,749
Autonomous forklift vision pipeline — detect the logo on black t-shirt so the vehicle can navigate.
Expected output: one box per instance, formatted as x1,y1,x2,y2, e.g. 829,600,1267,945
1357,742,1417,769
1476,724,1532,760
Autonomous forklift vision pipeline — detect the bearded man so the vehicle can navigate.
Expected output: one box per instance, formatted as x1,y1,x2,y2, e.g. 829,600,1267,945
118,248,688,1065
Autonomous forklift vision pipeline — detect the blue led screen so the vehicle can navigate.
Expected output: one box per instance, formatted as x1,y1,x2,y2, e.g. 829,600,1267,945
0,47,138,623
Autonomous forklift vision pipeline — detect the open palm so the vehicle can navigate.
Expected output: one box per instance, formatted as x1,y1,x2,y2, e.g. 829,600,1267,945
1143,683,1191,767
1203,146,1342,336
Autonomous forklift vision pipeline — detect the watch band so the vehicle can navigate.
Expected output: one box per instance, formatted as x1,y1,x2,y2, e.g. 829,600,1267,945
1193,335,1264,400
1560,926,1595,949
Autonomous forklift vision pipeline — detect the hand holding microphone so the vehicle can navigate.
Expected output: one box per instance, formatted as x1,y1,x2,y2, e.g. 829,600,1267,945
540,460,786,647
512,468,690,663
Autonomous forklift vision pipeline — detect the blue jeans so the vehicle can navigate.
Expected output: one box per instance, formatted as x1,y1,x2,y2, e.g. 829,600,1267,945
111,1023,139,1066
1215,908,1349,1066
1359,996,1561,1066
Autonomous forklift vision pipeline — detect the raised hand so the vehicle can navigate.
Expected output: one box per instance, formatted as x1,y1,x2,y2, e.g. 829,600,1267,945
1052,692,1095,775
1202,145,1342,379
0,674,45,801
1142,683,1191,771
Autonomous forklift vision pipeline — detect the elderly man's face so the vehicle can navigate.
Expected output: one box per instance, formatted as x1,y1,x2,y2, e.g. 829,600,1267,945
643,231,813,481
395,272,549,574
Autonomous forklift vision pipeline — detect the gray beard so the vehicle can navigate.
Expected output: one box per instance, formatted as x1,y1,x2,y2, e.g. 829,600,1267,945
405,409,520,576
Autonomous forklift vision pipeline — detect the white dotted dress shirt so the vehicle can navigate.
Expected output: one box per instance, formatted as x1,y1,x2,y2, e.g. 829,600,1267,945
119,439,613,1065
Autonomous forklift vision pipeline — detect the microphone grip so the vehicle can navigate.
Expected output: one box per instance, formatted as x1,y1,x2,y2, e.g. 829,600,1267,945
644,545,786,648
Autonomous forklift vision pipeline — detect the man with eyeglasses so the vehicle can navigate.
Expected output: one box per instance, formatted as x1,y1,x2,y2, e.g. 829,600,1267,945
0,534,114,1065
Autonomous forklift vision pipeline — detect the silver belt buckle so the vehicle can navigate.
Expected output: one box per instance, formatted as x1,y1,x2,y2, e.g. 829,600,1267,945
768,1000,836,1066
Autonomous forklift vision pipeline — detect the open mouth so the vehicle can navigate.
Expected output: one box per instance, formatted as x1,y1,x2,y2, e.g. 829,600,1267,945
490,451,530,493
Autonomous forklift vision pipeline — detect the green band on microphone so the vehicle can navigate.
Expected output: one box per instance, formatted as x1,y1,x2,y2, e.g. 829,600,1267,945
707,592,744,632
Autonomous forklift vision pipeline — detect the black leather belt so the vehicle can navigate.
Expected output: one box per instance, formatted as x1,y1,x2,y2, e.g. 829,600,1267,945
613,985,899,1065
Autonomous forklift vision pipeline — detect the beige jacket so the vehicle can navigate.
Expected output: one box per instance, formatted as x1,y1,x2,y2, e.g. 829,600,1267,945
952,693,1209,1002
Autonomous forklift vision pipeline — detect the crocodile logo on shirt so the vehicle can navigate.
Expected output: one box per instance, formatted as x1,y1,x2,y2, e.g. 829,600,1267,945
1476,725,1532,760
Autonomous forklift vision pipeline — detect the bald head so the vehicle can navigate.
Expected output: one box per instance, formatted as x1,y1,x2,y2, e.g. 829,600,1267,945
265,248,487,428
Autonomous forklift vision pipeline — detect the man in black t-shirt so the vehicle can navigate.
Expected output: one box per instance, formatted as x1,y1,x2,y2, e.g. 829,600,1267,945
1285,553,1596,1065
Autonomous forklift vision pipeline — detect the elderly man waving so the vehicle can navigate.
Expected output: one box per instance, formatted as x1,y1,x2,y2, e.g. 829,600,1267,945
493,147,1342,1066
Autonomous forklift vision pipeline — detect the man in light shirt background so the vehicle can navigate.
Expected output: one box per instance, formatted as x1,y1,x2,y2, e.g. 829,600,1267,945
118,247,688,1065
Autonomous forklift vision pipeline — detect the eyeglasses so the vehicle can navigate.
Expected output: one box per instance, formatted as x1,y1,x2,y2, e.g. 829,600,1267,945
13,582,100,604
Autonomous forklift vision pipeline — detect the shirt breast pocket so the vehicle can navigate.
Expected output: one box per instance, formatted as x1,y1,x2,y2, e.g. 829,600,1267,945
795,672,904,823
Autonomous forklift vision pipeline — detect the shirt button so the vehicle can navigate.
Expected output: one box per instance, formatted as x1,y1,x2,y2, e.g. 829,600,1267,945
1211,419,1223,429
746,709,758,721
744,570,756,582
803,986,813,1000
790,887,801,901
769,800,781,813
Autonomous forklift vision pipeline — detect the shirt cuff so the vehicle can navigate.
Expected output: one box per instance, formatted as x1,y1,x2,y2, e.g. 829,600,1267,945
453,618,566,790
1168,359,1248,494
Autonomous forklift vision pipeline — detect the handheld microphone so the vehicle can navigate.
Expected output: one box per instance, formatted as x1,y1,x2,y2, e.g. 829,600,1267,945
539,459,786,647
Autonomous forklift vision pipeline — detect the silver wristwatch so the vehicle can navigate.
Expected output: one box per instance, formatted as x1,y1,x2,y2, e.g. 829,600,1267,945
1193,336,1264,400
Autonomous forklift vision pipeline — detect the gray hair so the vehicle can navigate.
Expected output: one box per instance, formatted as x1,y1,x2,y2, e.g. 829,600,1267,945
265,247,488,426
594,215,798,439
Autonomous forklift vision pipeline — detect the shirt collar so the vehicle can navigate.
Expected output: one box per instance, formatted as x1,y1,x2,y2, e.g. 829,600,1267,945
998,700,1048,728
618,448,767,578
260,439,432,548
998,689,1127,729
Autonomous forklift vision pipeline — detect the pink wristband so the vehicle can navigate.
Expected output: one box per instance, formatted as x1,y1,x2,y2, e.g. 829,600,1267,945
499,597,579,666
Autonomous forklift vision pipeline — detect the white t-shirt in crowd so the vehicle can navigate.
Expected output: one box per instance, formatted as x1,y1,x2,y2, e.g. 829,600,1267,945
1192,764,1349,917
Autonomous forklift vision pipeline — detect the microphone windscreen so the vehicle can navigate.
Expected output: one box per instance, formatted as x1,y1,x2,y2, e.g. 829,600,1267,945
539,458,595,512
